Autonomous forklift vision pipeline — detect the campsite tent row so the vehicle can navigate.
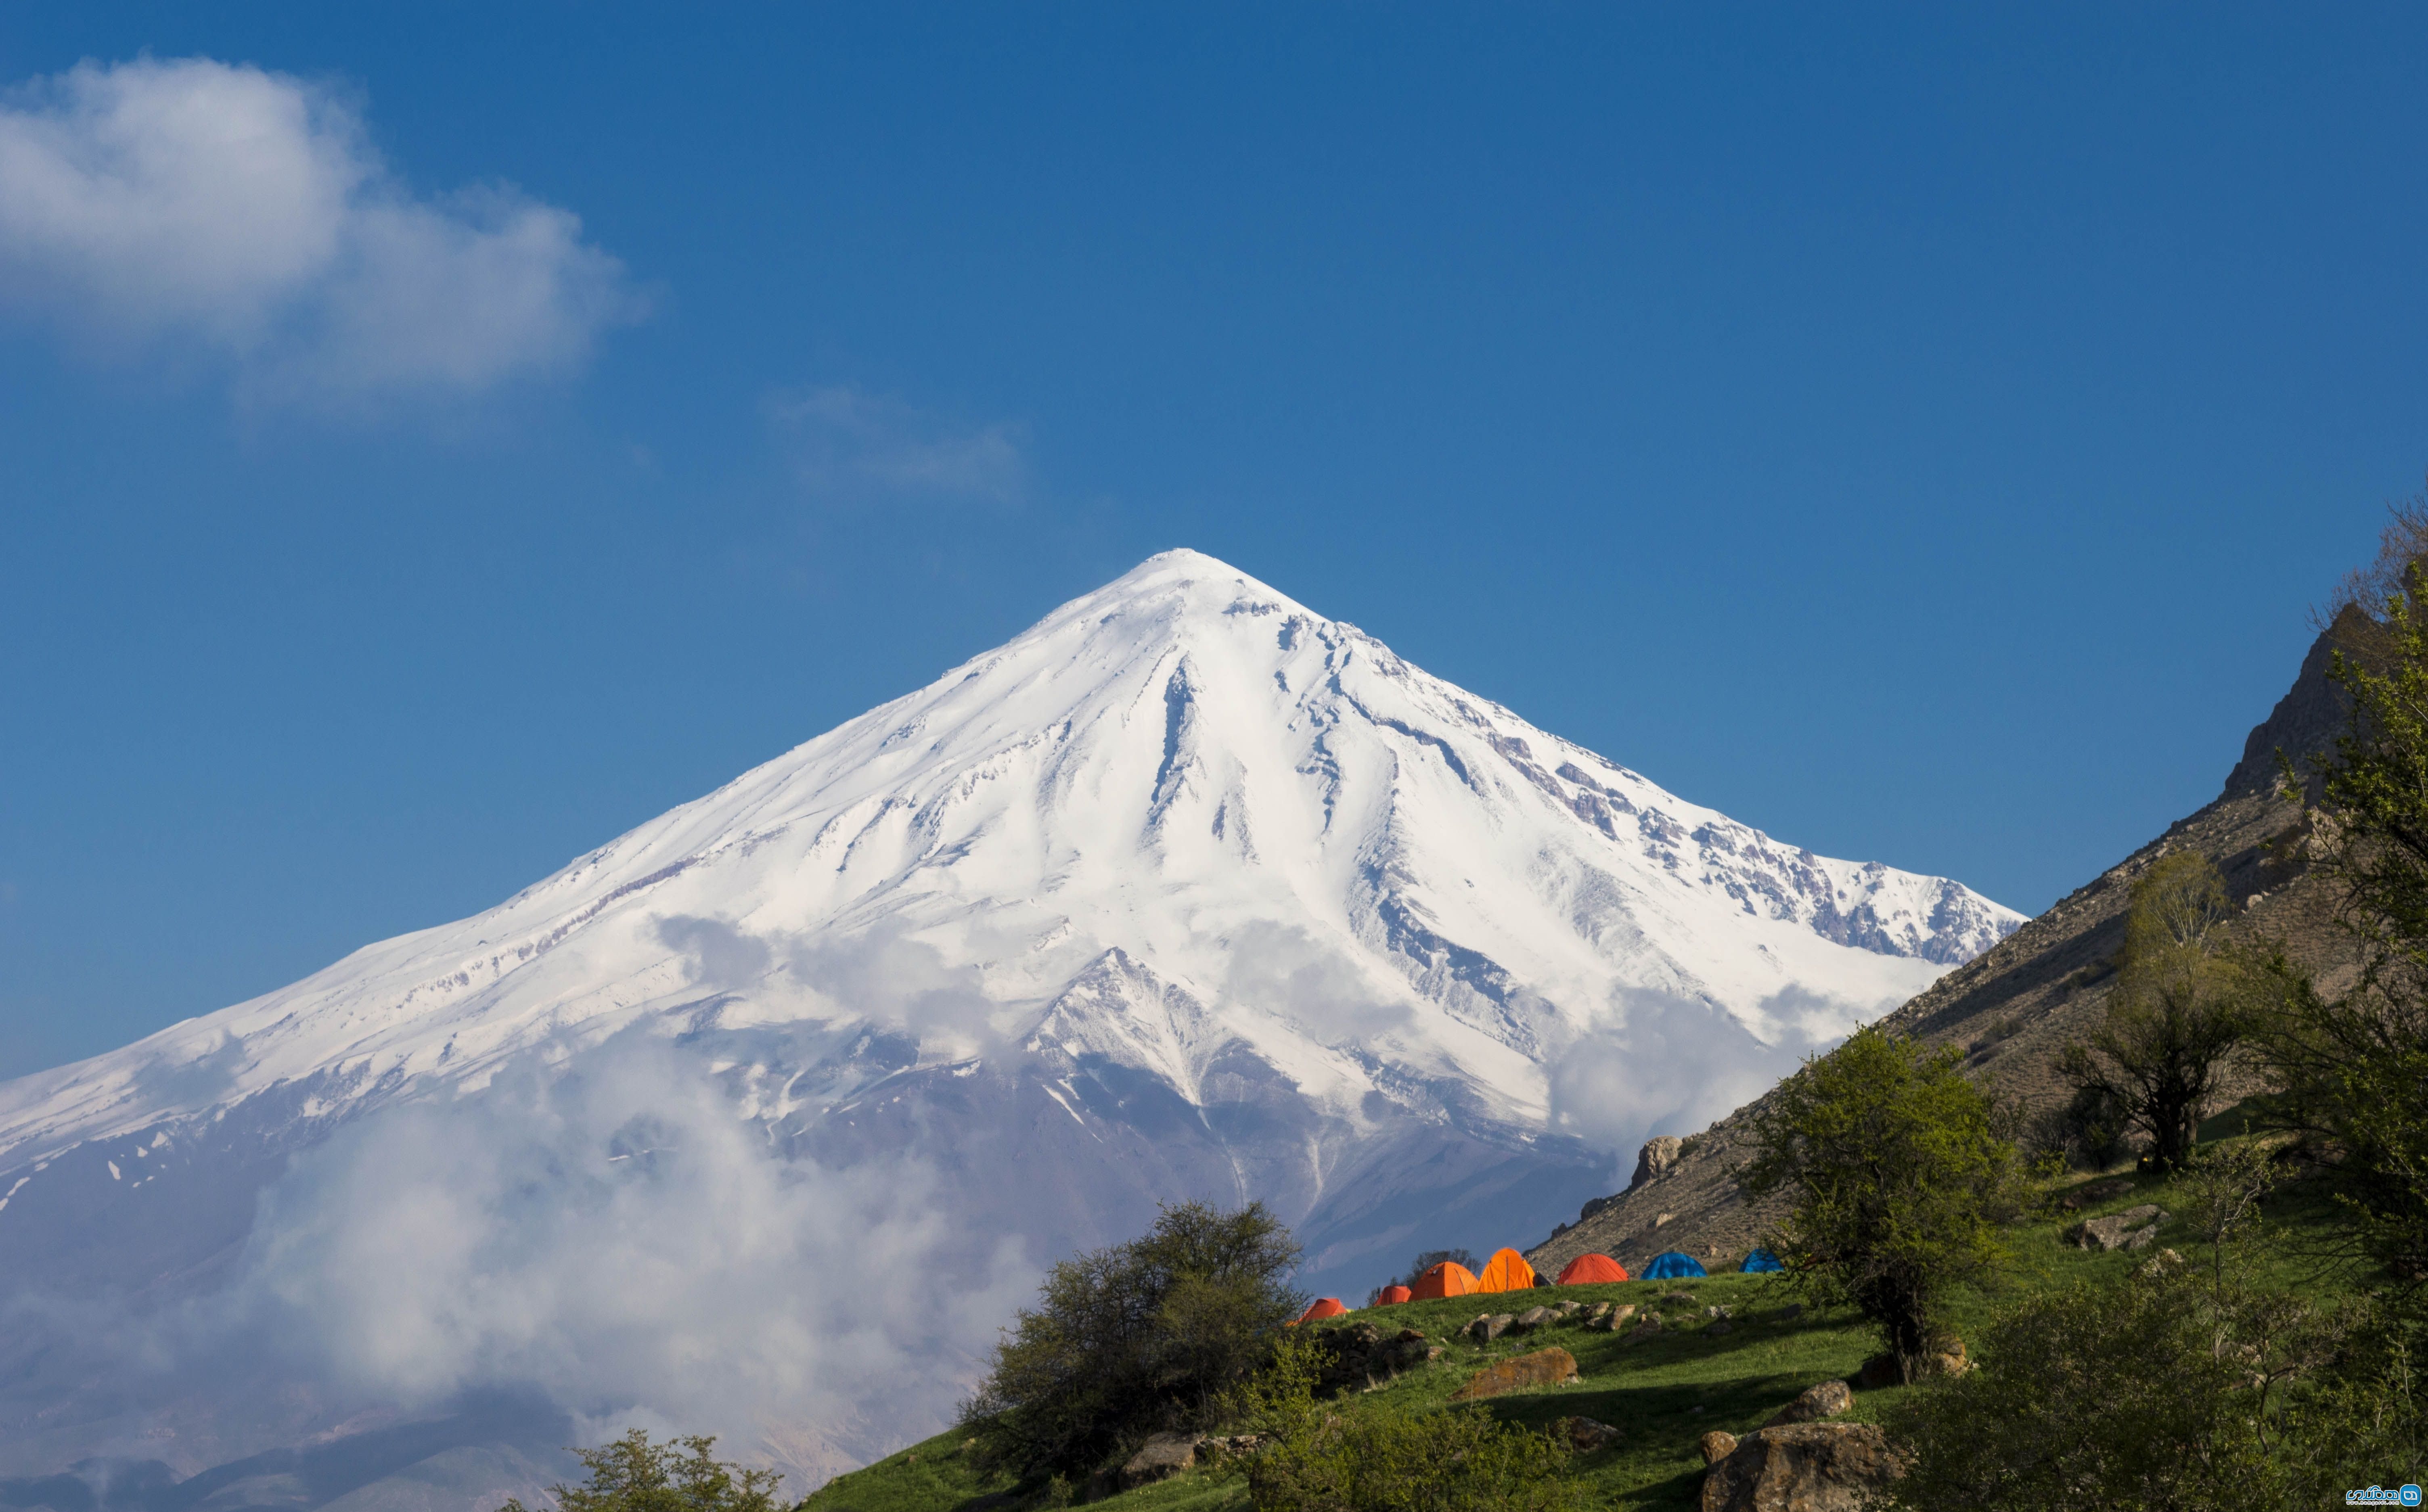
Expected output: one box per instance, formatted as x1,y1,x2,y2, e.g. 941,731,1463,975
1293,1246,1786,1321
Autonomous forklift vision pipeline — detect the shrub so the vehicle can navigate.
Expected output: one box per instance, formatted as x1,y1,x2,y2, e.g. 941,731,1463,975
962,1200,1304,1479
498,1431,786,1512
1737,1025,2022,1381
1227,1331,1578,1512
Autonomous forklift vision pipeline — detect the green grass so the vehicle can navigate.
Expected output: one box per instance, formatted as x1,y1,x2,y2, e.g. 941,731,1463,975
801,1152,2364,1512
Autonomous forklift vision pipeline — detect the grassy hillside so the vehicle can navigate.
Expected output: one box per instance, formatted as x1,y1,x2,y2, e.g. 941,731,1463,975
803,1152,2337,1512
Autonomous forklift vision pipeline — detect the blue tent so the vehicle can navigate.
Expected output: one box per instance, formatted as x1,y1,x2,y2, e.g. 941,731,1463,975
1642,1251,1707,1279
1740,1248,1783,1273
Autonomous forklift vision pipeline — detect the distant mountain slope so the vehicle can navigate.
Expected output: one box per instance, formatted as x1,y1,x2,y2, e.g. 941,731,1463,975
1531,610,2362,1279
0,550,2020,1499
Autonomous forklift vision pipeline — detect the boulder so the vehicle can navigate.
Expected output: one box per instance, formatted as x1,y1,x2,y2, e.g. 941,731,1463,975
1853,1337,1966,1388
1704,1320,1734,1336
1448,1347,1582,1401
2064,1204,2171,1252
1313,1323,1440,1393
1699,1424,1904,1512
1582,1302,1612,1324
1511,1306,1556,1333
1119,1434,1200,1490
1762,1380,1853,1428
1565,1417,1622,1452
1553,1301,1582,1318
1769,1302,1804,1323
1623,1316,1664,1342
1632,1135,1685,1189
1662,1290,1700,1305
1705,1305,1733,1320
1465,1313,1516,1343
1698,1430,1739,1466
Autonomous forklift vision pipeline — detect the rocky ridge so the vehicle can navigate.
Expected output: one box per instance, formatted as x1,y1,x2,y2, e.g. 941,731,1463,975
1530,610,2369,1278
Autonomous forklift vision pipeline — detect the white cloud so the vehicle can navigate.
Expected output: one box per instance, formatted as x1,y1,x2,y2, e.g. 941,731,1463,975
0,56,638,399
234,1038,1035,1486
768,386,1027,504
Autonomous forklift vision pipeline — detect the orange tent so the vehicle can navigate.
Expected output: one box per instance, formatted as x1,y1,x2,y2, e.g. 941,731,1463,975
1555,1253,1629,1285
1294,1297,1348,1324
1409,1261,1478,1299
1474,1248,1537,1293
1377,1285,1414,1305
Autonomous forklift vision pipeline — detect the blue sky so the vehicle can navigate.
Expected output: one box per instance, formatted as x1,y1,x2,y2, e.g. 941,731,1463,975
0,4,2422,1080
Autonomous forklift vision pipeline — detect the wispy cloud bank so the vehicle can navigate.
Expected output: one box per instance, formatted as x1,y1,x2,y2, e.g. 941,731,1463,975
768,386,1027,505
0,1037,1034,1491
0,57,640,402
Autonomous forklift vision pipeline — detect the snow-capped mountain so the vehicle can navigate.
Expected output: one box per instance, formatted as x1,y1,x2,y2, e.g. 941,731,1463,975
0,550,2021,1497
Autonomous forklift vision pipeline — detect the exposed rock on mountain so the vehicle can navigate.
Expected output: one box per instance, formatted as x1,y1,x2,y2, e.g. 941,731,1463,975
1531,613,2361,1279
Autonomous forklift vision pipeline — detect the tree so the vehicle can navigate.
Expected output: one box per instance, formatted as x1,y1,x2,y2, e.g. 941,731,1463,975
1737,1025,2021,1382
962,1200,1305,1479
2246,558,2428,1294
2057,851,2246,1171
498,1432,786,1512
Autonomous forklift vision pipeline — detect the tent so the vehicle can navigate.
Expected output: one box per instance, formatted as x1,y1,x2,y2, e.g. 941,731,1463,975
1556,1253,1629,1285
1409,1261,1478,1299
1475,1248,1538,1292
1739,1248,1783,1274
1641,1251,1708,1280
1294,1297,1348,1324
1377,1285,1414,1305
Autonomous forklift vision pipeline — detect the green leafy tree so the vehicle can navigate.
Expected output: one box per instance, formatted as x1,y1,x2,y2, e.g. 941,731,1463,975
2057,851,2246,1171
962,1200,1304,1479
2247,560,2428,1293
1737,1025,2022,1382
1225,1332,1578,1512
499,1432,786,1512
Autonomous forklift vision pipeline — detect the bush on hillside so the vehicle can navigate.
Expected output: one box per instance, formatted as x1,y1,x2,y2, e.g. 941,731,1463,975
1881,1254,2402,1510
1224,1331,1578,1512
1883,1146,2422,1510
1737,1025,2022,1382
2057,852,2248,1172
498,1431,787,1512
961,1200,1304,1479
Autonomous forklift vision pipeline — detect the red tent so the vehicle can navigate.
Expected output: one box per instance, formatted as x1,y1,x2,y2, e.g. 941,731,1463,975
1293,1297,1348,1324
1475,1248,1538,1293
1556,1253,1629,1285
1409,1261,1478,1299
1376,1285,1414,1305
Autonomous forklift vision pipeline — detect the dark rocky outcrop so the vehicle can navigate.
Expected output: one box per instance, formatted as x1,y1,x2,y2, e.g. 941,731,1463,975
1312,1322,1442,1393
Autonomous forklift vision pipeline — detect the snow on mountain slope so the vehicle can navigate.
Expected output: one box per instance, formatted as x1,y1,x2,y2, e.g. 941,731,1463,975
0,549,2022,1495
0,549,2016,1169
